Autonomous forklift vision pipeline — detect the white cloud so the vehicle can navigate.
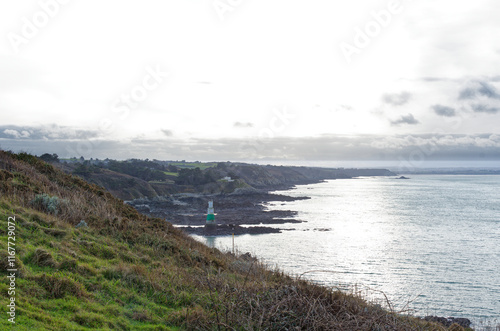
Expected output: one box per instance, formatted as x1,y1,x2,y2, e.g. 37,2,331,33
0,0,499,160
3,129,21,138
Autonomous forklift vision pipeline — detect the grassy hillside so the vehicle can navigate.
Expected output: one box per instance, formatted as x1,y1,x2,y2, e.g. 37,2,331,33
0,151,461,330
56,162,177,201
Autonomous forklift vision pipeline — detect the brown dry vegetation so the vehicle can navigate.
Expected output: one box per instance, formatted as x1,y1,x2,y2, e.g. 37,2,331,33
0,150,466,330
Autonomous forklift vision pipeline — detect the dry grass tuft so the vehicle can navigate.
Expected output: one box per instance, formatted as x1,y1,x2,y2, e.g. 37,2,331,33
31,273,88,299
29,248,57,268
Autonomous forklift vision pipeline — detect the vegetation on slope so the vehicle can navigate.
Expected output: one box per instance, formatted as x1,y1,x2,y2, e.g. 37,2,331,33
53,156,396,201
0,151,463,330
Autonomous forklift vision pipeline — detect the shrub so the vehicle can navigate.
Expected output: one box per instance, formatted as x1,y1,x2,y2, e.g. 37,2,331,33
32,194,64,215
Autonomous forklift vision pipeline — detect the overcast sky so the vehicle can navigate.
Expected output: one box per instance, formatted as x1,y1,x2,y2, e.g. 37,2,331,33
1,0,499,166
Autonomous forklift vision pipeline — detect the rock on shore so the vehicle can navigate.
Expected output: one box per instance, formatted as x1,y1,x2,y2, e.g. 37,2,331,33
423,316,471,328
127,192,309,235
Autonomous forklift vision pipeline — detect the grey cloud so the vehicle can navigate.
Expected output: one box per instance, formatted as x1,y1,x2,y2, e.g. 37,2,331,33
3,129,31,139
382,92,412,106
471,104,500,114
0,125,99,140
390,114,419,126
161,129,173,137
233,122,254,128
0,139,124,159
432,105,456,117
2,134,500,162
459,80,500,100
421,77,449,82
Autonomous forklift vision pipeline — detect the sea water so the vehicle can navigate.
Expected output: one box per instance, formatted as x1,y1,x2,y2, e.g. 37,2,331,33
193,175,500,327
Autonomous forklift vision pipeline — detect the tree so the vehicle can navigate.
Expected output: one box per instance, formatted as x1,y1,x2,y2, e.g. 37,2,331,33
73,164,90,176
175,167,207,185
39,153,59,163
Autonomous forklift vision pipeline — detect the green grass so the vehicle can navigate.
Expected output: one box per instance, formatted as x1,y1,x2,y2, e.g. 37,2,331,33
0,206,189,330
163,172,179,177
0,151,464,330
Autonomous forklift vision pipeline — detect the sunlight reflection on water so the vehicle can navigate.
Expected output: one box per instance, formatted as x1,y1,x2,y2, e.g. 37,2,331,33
193,175,500,327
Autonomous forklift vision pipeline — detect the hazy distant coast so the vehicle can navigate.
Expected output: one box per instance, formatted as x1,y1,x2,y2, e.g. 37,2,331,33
397,168,500,175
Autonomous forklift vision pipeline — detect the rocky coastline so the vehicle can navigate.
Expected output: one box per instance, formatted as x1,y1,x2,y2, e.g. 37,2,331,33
126,177,476,327
127,187,310,235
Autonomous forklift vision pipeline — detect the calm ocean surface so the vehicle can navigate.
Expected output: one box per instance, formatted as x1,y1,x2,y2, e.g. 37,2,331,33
194,175,500,327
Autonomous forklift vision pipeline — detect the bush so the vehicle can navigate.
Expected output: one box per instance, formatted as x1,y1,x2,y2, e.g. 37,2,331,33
32,193,65,215
38,153,59,163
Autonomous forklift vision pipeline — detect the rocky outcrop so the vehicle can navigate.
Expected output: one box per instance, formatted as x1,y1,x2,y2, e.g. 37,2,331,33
128,192,308,227
181,224,283,236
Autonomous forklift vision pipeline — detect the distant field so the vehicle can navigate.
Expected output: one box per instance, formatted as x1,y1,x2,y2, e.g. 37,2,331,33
169,162,217,170
163,171,179,176
149,179,175,184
